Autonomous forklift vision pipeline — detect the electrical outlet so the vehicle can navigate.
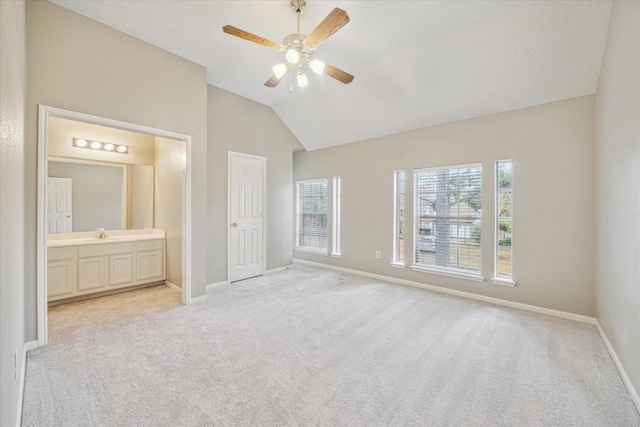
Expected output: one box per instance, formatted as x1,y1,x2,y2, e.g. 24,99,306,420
375,251,381,259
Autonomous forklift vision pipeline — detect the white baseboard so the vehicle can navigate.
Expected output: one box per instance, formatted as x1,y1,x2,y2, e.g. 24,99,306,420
164,280,181,292
206,280,228,292
203,266,291,293
18,340,38,426
265,264,293,275
293,258,596,325
595,321,640,414
189,294,208,304
24,340,38,352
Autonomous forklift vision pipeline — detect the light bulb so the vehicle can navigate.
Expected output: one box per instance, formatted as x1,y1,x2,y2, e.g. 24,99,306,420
90,141,102,149
286,48,300,65
74,139,87,147
117,145,128,153
104,143,114,151
272,63,288,79
309,59,325,75
297,71,308,88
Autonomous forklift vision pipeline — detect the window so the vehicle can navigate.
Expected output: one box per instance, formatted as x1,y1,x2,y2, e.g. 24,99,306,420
295,178,328,254
331,176,341,257
392,170,405,267
494,160,514,286
412,164,483,280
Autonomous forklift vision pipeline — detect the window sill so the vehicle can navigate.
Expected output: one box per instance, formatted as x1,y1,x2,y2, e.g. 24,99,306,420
330,253,342,258
295,247,328,256
491,277,516,287
390,262,405,269
410,265,485,282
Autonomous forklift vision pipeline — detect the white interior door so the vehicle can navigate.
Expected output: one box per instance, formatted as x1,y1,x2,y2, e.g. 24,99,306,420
47,177,72,233
228,152,265,282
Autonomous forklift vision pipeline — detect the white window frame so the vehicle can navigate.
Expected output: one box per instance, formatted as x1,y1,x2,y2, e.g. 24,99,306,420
492,160,516,287
331,176,342,258
410,163,485,282
391,170,405,268
295,178,329,255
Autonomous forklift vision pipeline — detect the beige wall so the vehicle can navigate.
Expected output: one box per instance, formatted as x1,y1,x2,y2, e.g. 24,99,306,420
207,86,297,283
129,164,155,229
595,0,640,406
155,137,185,288
26,0,208,340
294,95,596,316
0,0,26,424
48,116,156,165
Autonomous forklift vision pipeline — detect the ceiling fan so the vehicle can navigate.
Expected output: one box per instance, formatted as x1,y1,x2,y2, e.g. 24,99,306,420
222,0,354,89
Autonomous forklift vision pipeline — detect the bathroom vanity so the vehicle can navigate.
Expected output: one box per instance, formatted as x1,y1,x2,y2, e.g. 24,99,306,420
47,229,166,302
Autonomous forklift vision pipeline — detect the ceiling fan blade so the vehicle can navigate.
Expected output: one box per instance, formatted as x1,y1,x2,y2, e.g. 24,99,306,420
222,25,282,50
265,70,290,87
324,64,354,84
304,8,350,49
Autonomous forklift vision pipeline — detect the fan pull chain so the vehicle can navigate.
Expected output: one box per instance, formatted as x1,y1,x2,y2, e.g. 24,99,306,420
289,71,293,93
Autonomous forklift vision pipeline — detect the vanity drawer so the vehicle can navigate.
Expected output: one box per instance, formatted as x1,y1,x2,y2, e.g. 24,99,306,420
79,242,133,258
136,240,163,252
48,247,77,262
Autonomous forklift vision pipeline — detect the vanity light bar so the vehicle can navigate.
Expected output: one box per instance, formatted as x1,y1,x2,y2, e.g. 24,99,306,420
73,138,128,154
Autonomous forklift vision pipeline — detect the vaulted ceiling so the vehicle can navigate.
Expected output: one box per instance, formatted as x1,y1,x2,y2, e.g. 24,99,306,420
50,1,612,151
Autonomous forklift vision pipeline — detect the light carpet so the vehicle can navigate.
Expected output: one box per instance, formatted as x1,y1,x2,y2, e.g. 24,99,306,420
22,265,640,426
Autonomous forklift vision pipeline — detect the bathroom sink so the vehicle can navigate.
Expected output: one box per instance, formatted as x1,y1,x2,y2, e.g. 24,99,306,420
76,235,132,242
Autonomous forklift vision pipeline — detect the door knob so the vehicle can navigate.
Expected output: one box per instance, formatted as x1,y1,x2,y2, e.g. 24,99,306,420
232,223,237,227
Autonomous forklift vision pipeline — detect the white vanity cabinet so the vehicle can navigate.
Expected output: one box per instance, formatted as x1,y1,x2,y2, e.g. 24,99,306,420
47,247,77,299
135,240,165,282
78,242,134,292
47,237,166,302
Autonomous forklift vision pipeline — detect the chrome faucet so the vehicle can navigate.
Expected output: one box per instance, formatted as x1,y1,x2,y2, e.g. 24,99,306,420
96,228,107,239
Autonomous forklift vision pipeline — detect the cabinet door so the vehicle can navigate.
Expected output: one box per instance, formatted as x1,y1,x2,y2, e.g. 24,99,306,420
47,259,76,298
136,251,165,282
109,254,133,286
78,256,108,291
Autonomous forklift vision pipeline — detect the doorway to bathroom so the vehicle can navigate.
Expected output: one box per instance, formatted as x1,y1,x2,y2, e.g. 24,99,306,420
36,105,192,346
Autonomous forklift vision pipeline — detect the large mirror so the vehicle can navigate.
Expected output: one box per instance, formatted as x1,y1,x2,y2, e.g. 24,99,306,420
47,161,154,233
46,117,156,234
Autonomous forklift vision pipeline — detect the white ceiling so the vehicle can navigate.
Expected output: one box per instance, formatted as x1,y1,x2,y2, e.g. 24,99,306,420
50,1,612,151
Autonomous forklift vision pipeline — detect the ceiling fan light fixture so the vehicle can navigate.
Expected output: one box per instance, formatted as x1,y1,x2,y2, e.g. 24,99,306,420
272,63,289,79
297,70,308,88
309,59,325,74
285,48,301,65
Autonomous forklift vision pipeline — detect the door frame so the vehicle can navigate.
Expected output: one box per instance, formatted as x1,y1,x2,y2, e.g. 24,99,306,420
37,105,192,346
227,151,267,282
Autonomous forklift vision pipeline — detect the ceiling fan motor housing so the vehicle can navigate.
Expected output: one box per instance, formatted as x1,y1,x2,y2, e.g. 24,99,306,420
283,33,314,66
